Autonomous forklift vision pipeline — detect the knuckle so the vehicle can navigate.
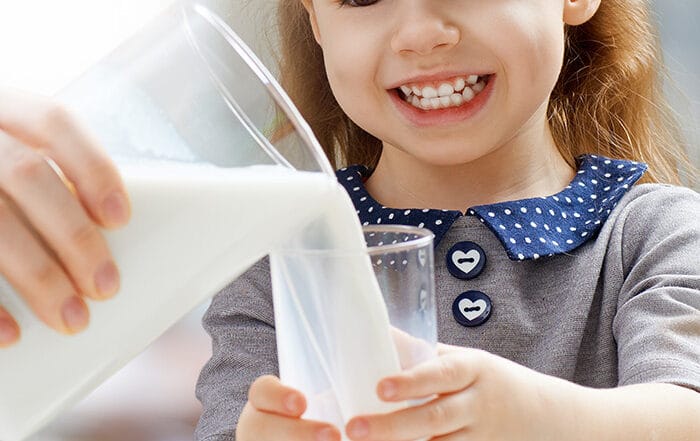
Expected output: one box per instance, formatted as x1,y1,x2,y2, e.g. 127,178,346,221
438,358,462,385
39,103,76,134
427,402,449,430
5,150,49,184
68,221,100,252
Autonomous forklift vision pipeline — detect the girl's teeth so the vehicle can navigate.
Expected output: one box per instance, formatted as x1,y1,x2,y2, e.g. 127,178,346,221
437,83,454,96
399,75,490,110
422,86,438,99
462,86,475,102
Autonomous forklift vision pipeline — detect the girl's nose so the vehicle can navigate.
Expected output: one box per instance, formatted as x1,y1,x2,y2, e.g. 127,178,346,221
390,2,460,56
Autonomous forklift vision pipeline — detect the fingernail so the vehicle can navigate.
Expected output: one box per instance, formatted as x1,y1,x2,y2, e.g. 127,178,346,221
0,318,19,346
347,419,369,439
380,379,397,399
62,296,89,333
316,427,338,441
94,261,120,298
284,392,302,414
102,191,129,225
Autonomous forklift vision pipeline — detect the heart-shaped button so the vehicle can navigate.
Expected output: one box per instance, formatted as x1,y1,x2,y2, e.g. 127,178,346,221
452,291,492,327
446,242,486,280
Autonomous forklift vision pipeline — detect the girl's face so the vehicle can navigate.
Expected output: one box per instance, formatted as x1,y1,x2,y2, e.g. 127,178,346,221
302,0,600,167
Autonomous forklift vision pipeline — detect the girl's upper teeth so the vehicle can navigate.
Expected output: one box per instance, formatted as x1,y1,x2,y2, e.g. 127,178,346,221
399,74,486,98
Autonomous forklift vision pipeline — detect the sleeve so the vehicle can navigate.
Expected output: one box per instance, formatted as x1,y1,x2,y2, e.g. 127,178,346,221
194,257,278,441
613,185,700,392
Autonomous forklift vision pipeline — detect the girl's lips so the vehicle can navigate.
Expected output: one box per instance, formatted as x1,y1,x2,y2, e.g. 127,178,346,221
388,75,495,128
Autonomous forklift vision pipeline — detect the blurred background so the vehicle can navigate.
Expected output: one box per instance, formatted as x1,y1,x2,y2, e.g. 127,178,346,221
0,1,697,440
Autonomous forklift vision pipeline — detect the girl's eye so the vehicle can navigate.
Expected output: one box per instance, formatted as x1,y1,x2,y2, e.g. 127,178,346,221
338,0,379,7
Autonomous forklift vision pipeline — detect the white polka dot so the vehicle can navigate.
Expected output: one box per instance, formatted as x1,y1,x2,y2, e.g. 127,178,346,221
590,194,597,200
340,167,348,171
518,254,525,260
479,218,485,223
594,220,601,225
562,212,568,219
622,184,629,189
570,226,577,231
578,170,585,174
549,209,556,216
435,219,443,225
617,164,625,169
617,177,624,182
377,218,382,223
392,240,398,244
533,254,540,259
346,176,354,181
535,207,542,214
488,212,496,217
510,238,517,244
604,160,611,164
581,232,588,237
553,196,560,202
390,260,395,265
515,223,522,229
404,210,411,215
356,210,360,214
378,241,384,246
363,221,369,226
402,260,408,265
360,196,368,202
591,166,599,170
422,209,430,213
588,208,595,213
604,186,611,191
556,227,563,233
530,221,537,228
578,182,586,187
565,197,572,203
586,220,593,225
499,224,506,230
573,212,581,218
577,197,584,203
605,173,612,178
418,222,425,228
539,237,546,243
525,237,532,244
544,224,550,231
376,259,382,265
353,187,360,191
504,209,512,215
520,207,528,214
368,207,374,213
591,179,598,185
552,240,559,247
630,167,637,171
388,213,395,220
566,239,573,244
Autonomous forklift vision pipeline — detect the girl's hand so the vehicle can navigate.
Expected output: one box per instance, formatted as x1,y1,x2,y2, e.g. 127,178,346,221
0,88,130,347
237,375,342,441
345,344,580,441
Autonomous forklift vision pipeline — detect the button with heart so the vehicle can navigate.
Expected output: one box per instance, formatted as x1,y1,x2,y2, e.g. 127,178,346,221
452,290,492,327
446,241,486,280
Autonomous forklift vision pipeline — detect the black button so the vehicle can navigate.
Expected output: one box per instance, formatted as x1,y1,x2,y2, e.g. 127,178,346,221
446,241,486,280
452,291,492,327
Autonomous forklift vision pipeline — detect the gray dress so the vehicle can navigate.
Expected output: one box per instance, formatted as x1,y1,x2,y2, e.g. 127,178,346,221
194,156,700,440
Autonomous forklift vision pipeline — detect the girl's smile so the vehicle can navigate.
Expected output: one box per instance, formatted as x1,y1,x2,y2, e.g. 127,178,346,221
389,73,495,127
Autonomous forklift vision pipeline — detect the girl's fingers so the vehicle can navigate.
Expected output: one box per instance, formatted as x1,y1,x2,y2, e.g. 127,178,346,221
0,196,88,334
238,402,341,441
0,138,119,300
429,427,472,441
378,350,485,402
0,88,130,228
0,306,20,347
248,375,308,417
346,391,474,441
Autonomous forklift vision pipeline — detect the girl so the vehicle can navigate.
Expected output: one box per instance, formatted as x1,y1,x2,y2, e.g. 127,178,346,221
195,1,700,441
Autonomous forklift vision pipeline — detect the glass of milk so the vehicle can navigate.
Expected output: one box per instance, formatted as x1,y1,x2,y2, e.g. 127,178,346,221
271,225,437,438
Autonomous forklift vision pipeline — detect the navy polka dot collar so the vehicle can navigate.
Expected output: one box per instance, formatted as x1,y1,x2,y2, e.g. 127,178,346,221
336,154,647,261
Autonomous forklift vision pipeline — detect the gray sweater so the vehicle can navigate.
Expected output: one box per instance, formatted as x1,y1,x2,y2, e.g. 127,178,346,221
194,180,700,441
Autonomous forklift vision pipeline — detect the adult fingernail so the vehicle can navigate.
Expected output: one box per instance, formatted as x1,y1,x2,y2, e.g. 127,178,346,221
316,427,338,441
284,392,302,414
94,261,120,298
102,191,129,225
380,379,397,399
62,296,89,333
347,419,369,439
0,318,19,346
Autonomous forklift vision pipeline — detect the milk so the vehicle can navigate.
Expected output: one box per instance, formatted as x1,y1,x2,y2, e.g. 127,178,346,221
0,162,402,441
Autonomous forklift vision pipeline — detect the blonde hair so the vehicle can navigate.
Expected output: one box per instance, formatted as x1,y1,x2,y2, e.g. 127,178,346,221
273,0,694,185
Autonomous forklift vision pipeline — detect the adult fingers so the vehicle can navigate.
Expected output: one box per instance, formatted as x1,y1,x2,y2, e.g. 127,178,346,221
0,88,130,228
0,196,89,334
248,375,308,417
346,392,475,441
0,306,20,347
0,138,120,300
377,349,486,402
237,402,341,441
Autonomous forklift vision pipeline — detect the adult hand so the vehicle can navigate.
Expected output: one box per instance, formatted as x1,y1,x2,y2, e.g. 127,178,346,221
0,87,130,347
237,375,342,441
345,344,582,441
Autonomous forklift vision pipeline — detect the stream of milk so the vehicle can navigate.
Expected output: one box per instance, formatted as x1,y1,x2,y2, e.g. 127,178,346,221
0,162,402,441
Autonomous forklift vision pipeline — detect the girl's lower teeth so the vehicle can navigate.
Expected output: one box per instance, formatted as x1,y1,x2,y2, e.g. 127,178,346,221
403,80,487,110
